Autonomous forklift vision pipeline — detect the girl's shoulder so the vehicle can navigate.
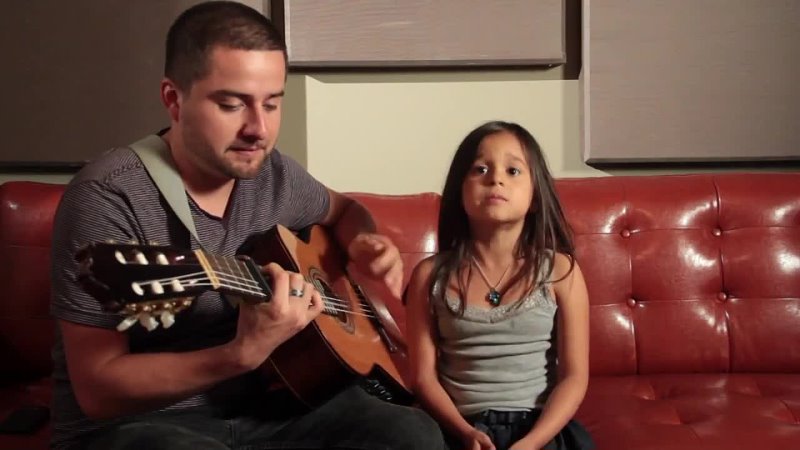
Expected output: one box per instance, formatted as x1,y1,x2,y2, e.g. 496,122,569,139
406,254,438,298
409,251,457,281
551,251,577,278
406,252,458,304
548,251,588,305
410,254,437,278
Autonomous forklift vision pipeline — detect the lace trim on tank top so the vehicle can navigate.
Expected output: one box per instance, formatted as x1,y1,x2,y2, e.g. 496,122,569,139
433,279,557,323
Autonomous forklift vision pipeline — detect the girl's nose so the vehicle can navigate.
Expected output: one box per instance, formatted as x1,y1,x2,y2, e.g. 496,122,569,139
489,168,505,185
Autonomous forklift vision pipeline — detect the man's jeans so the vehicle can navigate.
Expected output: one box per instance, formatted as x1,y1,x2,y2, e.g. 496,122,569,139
83,384,446,450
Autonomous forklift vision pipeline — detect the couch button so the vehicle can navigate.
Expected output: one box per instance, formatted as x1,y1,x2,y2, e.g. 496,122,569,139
621,229,631,238
712,228,722,236
717,292,728,302
627,298,637,307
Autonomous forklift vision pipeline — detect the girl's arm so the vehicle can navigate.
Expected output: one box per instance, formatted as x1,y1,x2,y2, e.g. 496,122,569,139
511,253,590,450
406,258,495,450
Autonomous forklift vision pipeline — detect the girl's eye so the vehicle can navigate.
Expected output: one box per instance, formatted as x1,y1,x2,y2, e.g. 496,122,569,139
508,167,521,176
473,165,488,175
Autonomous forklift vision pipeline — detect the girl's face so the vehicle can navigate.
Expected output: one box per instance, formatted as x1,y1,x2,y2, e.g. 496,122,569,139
461,131,534,227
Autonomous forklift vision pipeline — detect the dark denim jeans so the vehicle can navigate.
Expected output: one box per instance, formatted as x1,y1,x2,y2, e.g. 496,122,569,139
83,384,446,450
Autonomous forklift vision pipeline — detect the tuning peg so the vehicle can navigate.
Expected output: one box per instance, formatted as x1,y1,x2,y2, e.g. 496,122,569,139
150,281,164,295
160,310,175,328
116,315,139,332
114,251,128,265
134,251,149,265
138,313,159,331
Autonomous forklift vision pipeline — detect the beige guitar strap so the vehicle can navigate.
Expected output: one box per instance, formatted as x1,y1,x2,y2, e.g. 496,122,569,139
128,134,201,245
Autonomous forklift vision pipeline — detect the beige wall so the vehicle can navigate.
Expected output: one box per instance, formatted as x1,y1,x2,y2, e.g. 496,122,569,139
297,73,600,195
2,70,794,190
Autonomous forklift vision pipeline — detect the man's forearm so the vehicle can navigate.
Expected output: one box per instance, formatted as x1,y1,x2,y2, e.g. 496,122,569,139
331,199,377,252
75,341,251,420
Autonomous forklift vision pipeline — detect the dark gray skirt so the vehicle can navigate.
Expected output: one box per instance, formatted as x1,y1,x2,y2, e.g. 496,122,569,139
445,408,594,450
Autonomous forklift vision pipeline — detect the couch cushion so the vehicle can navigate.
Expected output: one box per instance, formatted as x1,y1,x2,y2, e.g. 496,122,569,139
556,174,800,376
577,374,800,450
0,182,65,380
347,192,440,334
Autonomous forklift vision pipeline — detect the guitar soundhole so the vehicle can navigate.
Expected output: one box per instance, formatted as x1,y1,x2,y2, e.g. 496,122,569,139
309,269,355,334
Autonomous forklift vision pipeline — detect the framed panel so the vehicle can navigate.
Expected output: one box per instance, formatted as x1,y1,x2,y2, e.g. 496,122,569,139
582,0,800,164
0,0,262,169
272,0,565,68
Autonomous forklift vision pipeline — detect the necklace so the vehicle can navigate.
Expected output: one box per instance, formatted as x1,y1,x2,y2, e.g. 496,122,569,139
471,256,512,307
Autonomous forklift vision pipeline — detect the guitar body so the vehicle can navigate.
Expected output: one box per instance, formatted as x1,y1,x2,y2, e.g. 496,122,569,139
76,224,410,408
239,225,410,407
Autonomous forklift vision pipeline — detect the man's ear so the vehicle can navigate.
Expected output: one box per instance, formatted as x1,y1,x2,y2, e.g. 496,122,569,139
160,78,181,122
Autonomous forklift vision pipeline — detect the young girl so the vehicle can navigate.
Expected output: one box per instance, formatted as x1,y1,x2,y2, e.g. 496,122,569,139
406,121,594,450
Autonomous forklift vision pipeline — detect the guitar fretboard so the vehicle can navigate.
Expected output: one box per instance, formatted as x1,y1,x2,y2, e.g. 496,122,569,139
198,250,269,300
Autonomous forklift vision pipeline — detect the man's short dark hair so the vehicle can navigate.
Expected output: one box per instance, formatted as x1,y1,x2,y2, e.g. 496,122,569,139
165,1,287,91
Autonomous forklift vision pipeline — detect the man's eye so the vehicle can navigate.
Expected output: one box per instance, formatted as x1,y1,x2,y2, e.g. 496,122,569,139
219,103,243,112
263,103,278,112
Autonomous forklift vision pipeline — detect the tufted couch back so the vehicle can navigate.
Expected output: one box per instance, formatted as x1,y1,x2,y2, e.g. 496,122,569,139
0,181,63,381
557,174,799,375
3,172,799,450
2,173,798,384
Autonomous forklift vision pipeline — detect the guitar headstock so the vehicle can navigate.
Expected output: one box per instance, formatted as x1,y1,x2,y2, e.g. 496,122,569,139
76,241,209,332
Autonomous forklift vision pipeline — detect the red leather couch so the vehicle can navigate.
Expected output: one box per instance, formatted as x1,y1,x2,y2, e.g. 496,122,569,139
2,173,799,450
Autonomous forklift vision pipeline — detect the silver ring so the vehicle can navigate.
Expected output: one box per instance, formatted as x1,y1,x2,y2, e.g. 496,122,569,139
289,288,304,297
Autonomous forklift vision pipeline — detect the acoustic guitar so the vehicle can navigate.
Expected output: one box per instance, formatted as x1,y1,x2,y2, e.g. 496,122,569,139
75,224,410,407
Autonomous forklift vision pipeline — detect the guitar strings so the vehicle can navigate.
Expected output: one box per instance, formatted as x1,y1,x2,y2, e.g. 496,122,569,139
141,272,378,319
206,254,379,314
211,269,376,313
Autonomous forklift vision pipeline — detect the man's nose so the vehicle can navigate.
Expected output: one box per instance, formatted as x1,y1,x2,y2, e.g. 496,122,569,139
242,107,268,140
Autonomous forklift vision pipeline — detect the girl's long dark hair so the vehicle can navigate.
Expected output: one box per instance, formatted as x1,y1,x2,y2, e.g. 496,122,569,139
430,121,576,313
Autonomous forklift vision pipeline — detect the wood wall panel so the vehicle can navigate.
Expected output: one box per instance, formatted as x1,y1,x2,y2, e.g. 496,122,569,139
583,0,800,163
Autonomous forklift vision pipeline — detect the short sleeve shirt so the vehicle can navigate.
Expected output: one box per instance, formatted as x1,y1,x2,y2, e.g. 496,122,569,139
49,140,330,449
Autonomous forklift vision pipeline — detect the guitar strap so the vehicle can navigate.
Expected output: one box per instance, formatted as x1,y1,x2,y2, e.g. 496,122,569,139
128,134,201,245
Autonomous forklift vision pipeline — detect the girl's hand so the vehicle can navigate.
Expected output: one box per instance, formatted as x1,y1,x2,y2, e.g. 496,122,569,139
508,436,542,450
462,428,495,450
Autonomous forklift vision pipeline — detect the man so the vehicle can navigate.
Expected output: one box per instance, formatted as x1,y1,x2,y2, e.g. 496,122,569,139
49,2,446,449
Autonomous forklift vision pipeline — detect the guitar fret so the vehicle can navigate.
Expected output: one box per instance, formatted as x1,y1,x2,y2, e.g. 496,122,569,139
204,252,265,299
194,250,219,289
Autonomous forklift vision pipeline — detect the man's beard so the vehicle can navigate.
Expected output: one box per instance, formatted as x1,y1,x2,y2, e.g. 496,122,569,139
218,147,268,179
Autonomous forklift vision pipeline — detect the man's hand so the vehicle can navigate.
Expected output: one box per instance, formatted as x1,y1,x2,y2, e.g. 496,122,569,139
228,263,324,370
347,233,404,299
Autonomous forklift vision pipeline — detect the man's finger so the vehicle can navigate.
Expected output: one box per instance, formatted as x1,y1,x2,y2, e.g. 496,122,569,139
308,290,324,318
385,264,404,299
262,263,289,305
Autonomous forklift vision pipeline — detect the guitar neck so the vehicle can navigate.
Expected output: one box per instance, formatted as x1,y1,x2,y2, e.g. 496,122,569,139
196,249,368,320
195,250,272,303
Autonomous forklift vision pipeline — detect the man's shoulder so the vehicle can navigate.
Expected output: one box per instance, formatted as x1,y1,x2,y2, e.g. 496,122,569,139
70,145,143,186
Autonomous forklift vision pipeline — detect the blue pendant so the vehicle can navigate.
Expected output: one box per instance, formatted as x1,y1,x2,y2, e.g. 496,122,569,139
487,289,502,306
